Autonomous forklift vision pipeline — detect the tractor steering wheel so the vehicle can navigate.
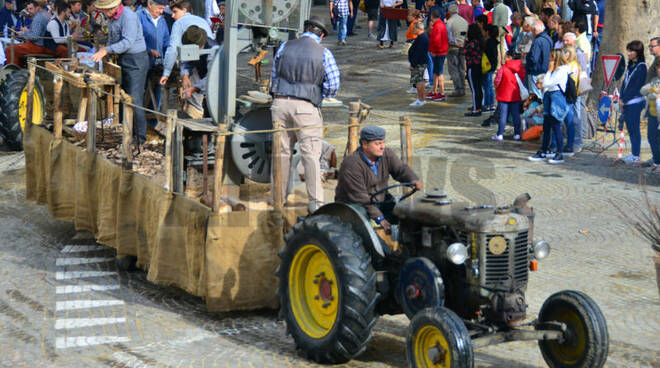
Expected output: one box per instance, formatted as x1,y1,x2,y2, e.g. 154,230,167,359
370,182,418,204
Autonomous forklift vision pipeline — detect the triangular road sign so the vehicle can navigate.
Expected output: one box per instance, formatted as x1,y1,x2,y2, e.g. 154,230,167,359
601,55,622,88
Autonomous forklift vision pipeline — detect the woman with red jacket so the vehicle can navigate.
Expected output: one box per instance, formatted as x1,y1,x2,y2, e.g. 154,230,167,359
492,51,526,141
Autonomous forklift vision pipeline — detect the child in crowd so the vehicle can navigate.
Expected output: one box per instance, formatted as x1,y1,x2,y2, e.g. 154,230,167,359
482,24,498,112
521,94,543,130
405,9,422,43
641,58,660,171
492,51,525,141
408,21,429,106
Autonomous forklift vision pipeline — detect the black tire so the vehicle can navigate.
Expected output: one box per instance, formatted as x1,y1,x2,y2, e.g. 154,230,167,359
277,214,379,364
538,290,609,368
406,307,474,368
0,69,46,151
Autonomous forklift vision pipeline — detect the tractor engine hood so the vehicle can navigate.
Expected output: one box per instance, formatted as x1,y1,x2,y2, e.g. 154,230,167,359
393,195,530,233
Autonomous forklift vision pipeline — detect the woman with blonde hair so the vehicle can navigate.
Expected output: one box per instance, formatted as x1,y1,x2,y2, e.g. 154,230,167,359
528,49,572,163
558,45,580,156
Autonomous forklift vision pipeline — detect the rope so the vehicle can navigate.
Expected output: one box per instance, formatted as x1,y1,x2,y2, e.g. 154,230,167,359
27,60,410,137
7,27,94,41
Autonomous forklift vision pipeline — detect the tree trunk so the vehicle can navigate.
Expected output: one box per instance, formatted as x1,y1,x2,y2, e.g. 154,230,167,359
589,0,660,105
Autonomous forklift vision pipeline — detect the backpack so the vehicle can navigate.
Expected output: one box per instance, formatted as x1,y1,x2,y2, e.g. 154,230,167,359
563,75,578,104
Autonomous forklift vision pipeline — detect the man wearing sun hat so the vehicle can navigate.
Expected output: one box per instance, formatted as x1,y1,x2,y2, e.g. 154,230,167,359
91,0,149,143
269,16,340,214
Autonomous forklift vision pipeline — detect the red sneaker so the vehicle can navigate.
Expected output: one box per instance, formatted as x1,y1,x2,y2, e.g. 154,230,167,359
426,92,436,100
432,93,446,101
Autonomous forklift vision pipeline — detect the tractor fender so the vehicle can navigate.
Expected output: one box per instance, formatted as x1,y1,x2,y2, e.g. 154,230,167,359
314,202,386,258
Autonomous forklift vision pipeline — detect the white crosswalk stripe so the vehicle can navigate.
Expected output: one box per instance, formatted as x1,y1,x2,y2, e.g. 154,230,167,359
56,284,120,294
56,336,130,349
61,245,107,253
56,299,124,311
56,257,113,266
55,271,117,280
55,318,127,330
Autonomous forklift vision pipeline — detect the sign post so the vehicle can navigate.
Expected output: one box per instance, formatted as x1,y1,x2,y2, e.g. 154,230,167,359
601,54,623,89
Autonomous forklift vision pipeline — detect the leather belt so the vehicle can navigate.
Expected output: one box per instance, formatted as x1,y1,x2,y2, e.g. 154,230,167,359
274,95,306,101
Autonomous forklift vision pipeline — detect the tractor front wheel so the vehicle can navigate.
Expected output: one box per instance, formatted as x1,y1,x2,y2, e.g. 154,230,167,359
406,307,474,368
0,69,45,150
538,290,609,368
277,214,379,364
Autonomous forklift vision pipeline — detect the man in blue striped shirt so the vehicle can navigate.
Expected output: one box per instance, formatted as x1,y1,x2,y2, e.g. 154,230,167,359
4,0,54,67
270,16,340,214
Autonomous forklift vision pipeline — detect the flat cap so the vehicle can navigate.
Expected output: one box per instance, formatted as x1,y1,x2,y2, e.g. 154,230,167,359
360,126,386,141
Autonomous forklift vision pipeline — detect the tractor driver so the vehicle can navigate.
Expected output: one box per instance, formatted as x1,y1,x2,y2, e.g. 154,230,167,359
335,126,423,232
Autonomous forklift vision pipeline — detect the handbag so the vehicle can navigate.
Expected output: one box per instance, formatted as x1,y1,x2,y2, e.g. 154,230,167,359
481,52,491,74
515,73,529,101
578,71,592,95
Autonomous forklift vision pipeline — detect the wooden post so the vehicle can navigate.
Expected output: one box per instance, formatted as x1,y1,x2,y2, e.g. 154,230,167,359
347,100,360,154
66,37,74,58
10,31,15,66
174,123,184,193
121,96,134,170
87,89,97,152
106,86,114,122
399,116,413,167
25,58,36,129
53,75,64,138
271,120,284,211
77,88,88,123
113,85,121,125
165,109,176,192
212,124,227,212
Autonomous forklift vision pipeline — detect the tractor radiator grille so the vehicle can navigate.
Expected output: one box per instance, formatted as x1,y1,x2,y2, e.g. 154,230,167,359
483,231,529,290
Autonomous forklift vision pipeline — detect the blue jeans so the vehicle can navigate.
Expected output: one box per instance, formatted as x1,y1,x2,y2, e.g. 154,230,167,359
482,72,494,106
119,51,149,142
542,115,563,154
337,16,348,41
561,104,575,149
574,96,584,148
497,101,521,136
347,2,358,33
649,114,660,164
623,101,645,157
427,53,434,86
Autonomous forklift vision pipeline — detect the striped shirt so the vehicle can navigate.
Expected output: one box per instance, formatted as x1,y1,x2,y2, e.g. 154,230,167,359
270,32,341,99
22,10,49,46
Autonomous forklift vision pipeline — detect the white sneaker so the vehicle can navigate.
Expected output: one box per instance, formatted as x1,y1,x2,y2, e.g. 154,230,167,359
406,87,418,94
410,99,426,107
491,134,503,141
513,134,521,141
621,154,640,164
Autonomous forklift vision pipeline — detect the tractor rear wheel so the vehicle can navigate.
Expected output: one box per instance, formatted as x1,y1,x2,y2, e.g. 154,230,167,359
406,307,474,368
538,290,609,368
277,214,379,364
0,69,46,150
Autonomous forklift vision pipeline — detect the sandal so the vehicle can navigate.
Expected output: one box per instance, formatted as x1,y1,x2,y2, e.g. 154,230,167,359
377,44,386,49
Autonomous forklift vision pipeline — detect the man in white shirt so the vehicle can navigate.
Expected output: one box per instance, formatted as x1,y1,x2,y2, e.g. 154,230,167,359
44,0,75,57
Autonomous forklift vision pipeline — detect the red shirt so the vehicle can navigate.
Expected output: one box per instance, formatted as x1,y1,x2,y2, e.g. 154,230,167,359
458,4,473,25
428,19,449,55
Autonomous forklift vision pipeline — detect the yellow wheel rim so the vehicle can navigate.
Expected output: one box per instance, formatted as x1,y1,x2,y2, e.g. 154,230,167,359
545,309,587,365
288,244,339,339
19,86,43,130
414,325,451,368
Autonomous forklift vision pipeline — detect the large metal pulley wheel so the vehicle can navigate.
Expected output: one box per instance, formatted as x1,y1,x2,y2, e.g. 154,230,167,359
238,0,301,25
230,107,273,183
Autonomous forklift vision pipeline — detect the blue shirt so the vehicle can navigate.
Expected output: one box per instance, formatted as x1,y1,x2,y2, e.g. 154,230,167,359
359,148,381,176
162,13,215,77
137,8,169,67
106,6,147,55
270,32,341,99
0,8,19,35
22,10,49,46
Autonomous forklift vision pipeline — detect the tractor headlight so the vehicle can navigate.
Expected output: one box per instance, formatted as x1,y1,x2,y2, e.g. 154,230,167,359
447,243,468,265
532,240,550,260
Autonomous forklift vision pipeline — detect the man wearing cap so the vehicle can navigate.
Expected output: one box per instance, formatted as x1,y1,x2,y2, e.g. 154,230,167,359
335,126,422,232
91,0,149,143
158,0,214,87
137,0,169,124
270,16,340,213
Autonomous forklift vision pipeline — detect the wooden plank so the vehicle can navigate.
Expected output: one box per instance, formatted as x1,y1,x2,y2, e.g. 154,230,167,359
113,85,121,125
212,124,227,212
25,59,36,129
174,123,184,193
53,76,64,138
87,89,97,152
165,109,176,192
272,120,284,211
347,101,360,154
103,61,122,83
121,97,134,170
77,88,88,124
176,118,218,132
106,86,114,122
399,115,412,167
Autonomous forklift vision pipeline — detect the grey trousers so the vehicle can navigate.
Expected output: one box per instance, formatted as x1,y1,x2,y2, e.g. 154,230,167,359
119,51,149,142
447,48,465,94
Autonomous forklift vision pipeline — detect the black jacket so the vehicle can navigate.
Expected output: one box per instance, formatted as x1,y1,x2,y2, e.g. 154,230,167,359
408,32,430,67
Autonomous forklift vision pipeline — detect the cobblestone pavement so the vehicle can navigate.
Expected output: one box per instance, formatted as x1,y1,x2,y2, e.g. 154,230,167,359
2,7,660,367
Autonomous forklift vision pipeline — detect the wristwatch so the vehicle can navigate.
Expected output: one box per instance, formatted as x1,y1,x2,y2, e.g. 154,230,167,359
375,216,385,224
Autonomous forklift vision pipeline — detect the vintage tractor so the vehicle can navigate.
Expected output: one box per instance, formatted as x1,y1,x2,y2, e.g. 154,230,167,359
277,186,609,367
0,65,46,150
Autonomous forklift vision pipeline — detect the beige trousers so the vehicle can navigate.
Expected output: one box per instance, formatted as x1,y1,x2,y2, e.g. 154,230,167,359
270,98,324,208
